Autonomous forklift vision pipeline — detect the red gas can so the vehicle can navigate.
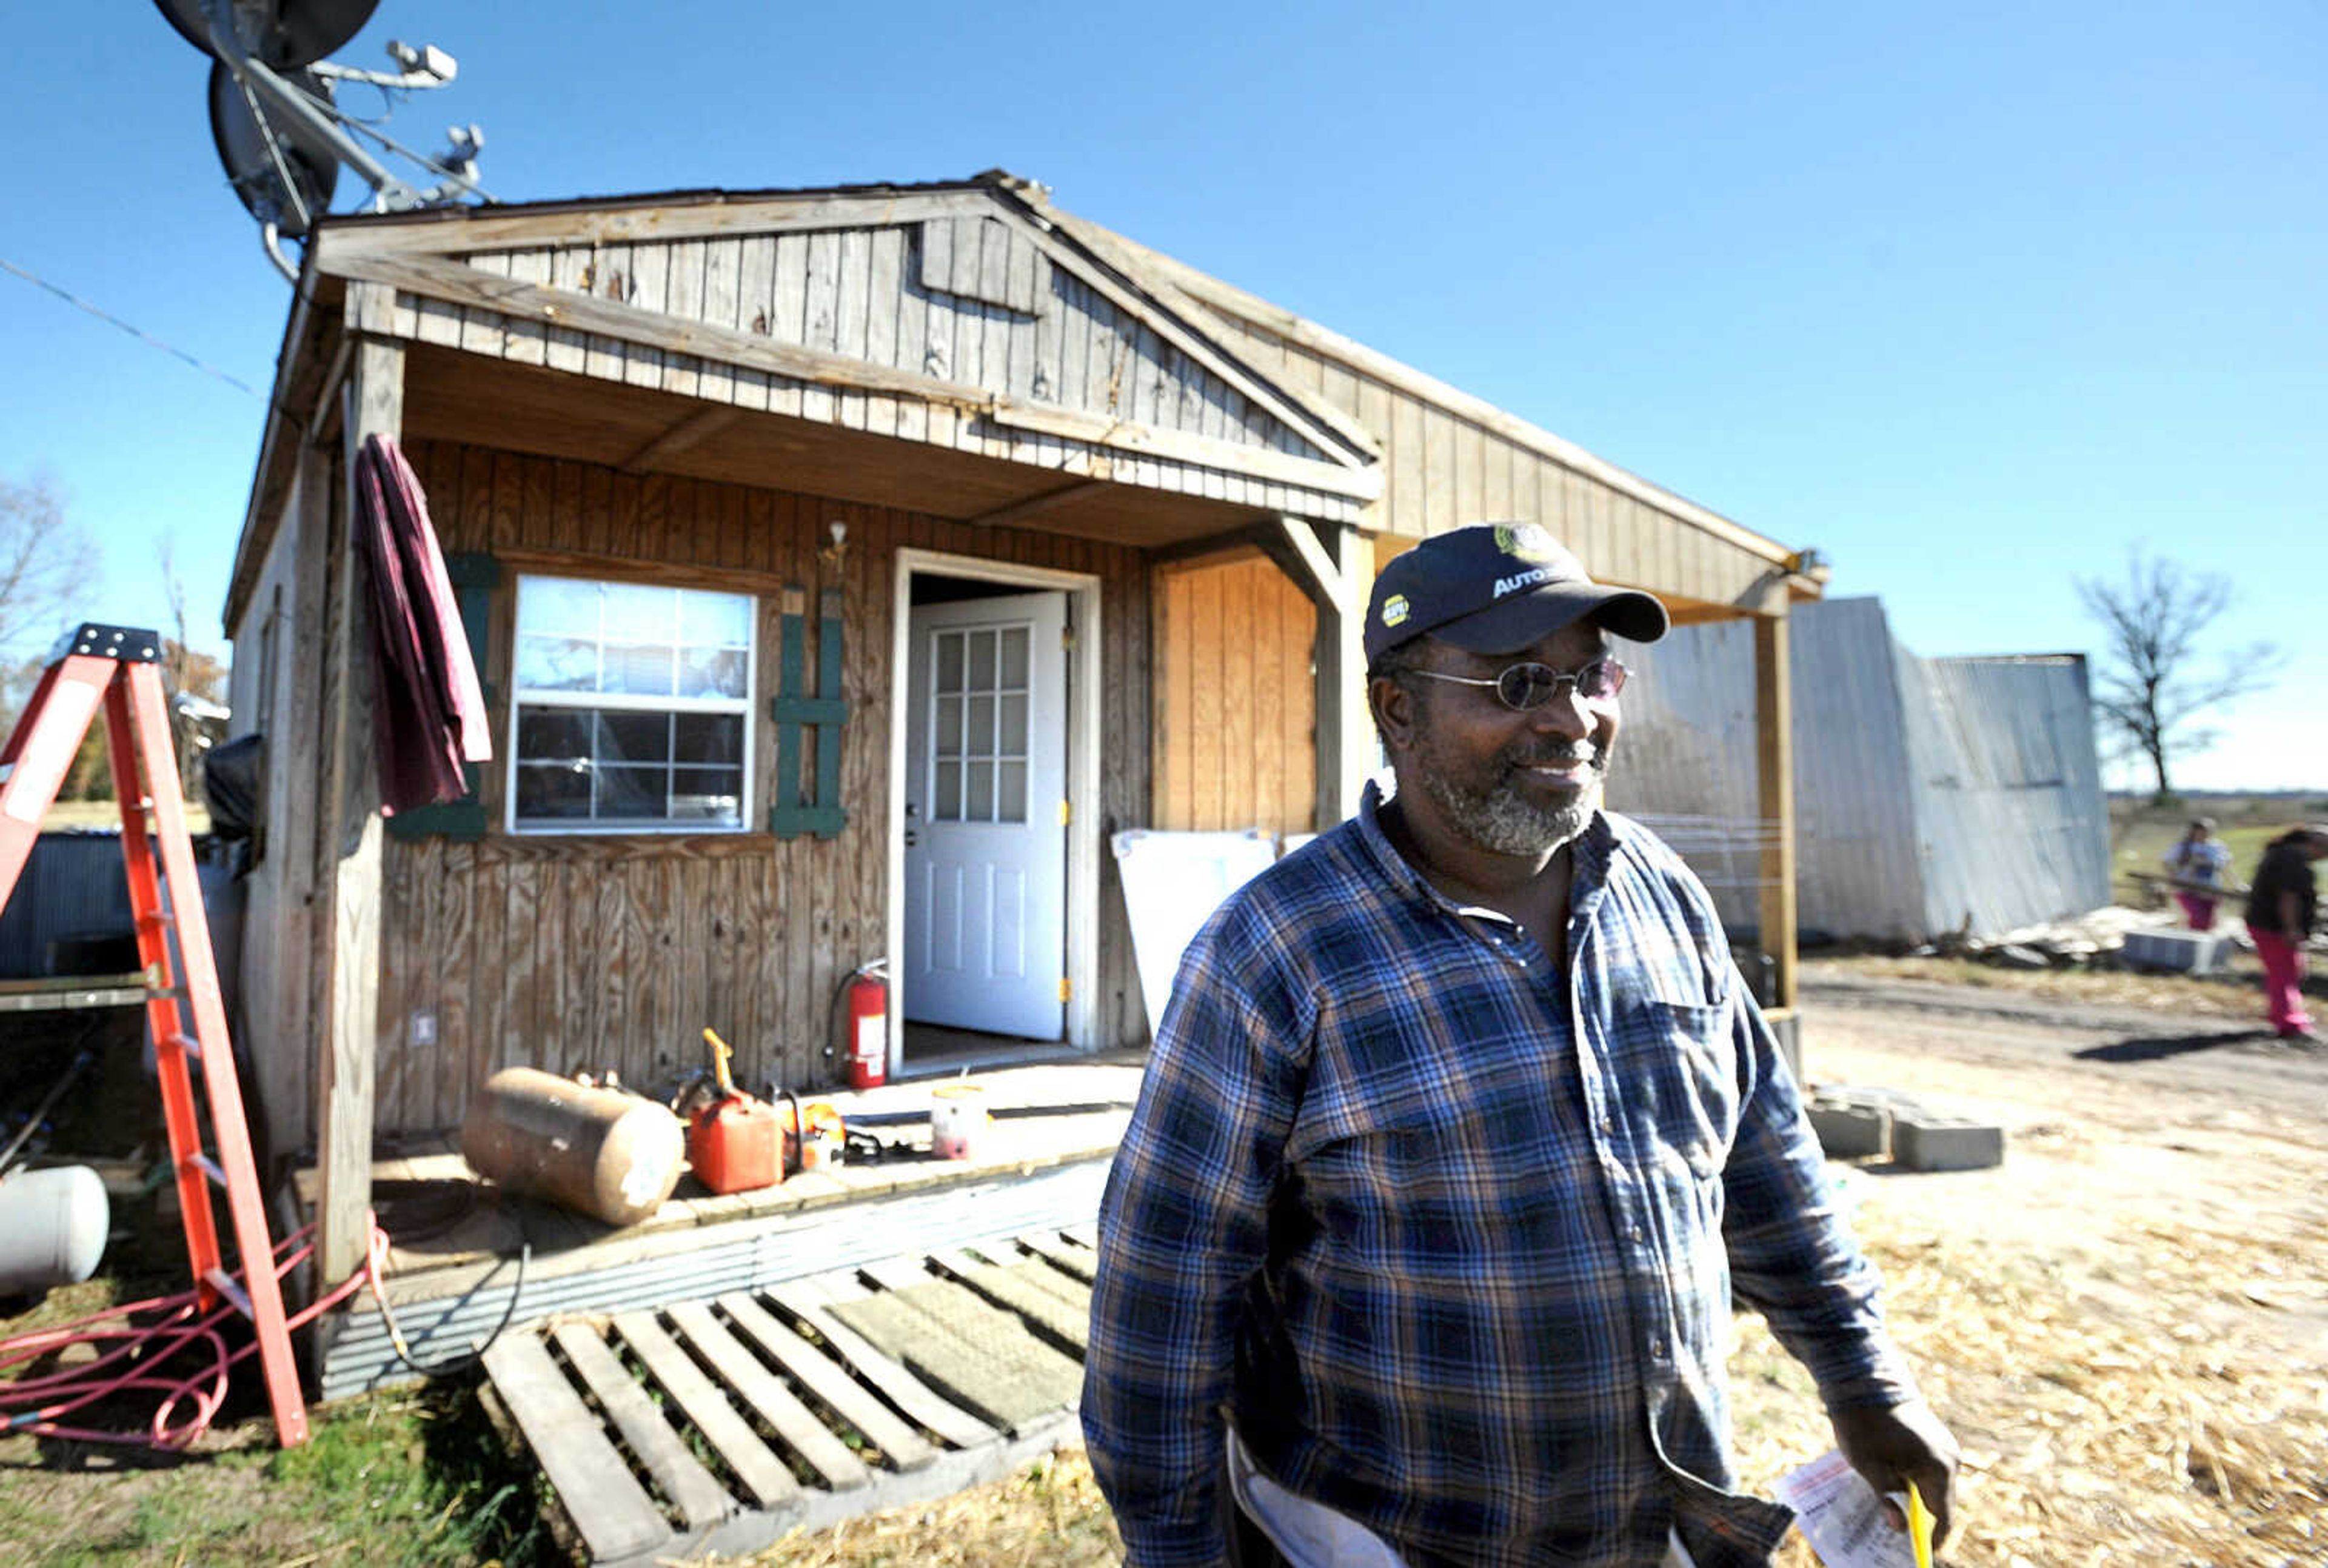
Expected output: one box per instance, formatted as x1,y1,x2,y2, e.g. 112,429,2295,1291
687,1095,781,1193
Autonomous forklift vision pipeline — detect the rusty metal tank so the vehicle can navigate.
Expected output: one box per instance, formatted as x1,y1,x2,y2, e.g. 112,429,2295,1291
460,1067,684,1227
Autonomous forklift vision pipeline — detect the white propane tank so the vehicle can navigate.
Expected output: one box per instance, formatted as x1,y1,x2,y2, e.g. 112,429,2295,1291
0,1166,110,1293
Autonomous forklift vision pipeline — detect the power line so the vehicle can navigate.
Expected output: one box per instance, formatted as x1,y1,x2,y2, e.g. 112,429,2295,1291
0,257,261,398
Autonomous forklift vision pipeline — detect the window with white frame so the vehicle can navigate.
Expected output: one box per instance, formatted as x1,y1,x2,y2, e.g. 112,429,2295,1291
509,575,755,831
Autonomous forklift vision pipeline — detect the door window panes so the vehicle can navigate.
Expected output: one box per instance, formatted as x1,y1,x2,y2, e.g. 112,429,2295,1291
927,618,1034,824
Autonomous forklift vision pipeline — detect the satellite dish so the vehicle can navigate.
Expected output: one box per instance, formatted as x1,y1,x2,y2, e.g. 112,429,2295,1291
156,0,380,70
207,59,341,239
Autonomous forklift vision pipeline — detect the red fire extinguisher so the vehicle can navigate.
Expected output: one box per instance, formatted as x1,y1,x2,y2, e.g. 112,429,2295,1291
845,961,888,1090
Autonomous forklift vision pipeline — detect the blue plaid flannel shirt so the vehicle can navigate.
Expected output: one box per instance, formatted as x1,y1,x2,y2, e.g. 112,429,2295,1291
1083,783,1916,1568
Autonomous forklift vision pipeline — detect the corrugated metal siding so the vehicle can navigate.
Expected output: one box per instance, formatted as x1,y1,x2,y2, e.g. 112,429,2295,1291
1602,620,1760,931
0,834,138,979
1790,601,1927,942
1608,598,2109,942
1907,653,2112,938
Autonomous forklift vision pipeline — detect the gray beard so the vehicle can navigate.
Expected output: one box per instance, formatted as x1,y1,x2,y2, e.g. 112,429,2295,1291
1412,746,1605,857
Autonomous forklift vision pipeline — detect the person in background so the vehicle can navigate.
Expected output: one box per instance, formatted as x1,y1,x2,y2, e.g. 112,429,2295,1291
2161,818,2232,930
2243,825,2328,1044
1083,522,1956,1568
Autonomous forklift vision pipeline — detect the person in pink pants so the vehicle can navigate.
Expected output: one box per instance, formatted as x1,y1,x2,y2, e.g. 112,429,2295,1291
2243,826,2328,1043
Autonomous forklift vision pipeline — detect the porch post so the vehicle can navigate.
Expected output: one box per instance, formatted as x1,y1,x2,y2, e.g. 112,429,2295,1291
263,443,332,1172
1753,610,1798,1013
1254,517,1368,829
314,282,400,1291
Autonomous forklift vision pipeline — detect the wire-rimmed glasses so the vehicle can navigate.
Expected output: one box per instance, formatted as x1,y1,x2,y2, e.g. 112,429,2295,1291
1405,655,1628,711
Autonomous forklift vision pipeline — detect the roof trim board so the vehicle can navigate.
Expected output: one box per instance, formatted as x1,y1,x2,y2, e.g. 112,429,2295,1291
313,190,980,260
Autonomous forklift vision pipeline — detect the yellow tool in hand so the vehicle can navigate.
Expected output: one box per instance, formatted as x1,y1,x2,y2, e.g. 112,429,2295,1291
1905,1481,1935,1568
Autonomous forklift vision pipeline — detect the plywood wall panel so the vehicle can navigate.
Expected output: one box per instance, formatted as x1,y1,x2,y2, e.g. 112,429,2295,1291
1151,555,1317,838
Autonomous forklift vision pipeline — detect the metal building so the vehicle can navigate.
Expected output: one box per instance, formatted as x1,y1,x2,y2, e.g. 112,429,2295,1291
1609,596,2111,943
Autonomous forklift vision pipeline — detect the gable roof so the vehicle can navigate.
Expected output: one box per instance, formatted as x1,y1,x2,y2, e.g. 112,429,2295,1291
307,175,1380,477
229,172,1815,633
1025,189,1802,571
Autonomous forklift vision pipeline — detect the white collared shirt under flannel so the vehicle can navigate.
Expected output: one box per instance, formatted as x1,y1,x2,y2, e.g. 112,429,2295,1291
1083,782,1916,1568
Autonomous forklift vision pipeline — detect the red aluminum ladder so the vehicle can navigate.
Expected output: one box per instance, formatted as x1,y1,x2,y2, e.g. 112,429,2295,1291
0,623,308,1447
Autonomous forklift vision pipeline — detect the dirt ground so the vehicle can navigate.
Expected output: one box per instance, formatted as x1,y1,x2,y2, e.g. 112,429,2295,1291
1736,965,2328,1566
4,960,2323,1564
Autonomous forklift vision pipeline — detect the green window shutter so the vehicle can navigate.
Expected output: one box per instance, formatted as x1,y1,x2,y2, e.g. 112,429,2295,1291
768,584,849,840
387,552,498,841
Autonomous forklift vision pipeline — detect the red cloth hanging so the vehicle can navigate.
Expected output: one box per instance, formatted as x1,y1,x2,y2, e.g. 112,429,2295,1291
352,433,492,812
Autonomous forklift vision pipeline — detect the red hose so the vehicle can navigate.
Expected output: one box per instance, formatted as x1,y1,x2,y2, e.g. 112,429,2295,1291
0,1212,390,1450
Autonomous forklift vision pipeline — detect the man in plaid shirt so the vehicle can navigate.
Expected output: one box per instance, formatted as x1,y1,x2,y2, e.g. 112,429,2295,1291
1083,524,1956,1567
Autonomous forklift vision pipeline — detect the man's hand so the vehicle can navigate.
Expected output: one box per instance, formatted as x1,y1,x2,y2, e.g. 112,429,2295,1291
1830,1399,1959,1549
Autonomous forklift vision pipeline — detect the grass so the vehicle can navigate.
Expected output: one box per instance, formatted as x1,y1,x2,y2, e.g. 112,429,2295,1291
0,1373,555,1568
36,799,211,835
0,1190,554,1567
2107,795,2322,910
1801,950,2327,1018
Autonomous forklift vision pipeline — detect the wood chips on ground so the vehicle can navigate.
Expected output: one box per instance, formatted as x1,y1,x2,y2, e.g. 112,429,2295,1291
1734,1199,2325,1567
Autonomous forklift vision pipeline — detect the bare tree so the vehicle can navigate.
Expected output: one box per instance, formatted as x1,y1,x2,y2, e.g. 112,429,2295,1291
2075,550,2286,802
0,473,99,659
0,475,101,733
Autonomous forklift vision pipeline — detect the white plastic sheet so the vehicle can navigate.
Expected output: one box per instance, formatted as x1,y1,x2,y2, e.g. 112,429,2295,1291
1112,829,1278,1040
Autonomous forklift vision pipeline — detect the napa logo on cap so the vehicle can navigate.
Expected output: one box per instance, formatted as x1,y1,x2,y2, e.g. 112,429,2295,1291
1379,593,1411,628
1494,522,1559,562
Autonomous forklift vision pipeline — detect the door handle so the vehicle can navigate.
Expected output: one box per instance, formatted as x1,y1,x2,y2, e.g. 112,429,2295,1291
904,829,920,847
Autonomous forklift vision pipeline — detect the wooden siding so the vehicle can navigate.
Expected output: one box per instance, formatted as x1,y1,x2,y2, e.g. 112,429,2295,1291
1152,554,1318,837
224,452,330,1167
366,442,1150,1136
1031,205,1800,609
472,216,1328,461
1216,313,1777,604
310,196,1374,527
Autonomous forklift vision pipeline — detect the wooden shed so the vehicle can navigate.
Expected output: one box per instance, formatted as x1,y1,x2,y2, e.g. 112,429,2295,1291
221,172,1825,1283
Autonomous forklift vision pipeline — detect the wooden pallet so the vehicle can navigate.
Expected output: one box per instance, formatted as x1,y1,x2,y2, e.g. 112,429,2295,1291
483,1226,1103,1567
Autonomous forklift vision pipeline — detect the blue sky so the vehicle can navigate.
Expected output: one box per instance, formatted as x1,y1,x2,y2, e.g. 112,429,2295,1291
3,2,2321,790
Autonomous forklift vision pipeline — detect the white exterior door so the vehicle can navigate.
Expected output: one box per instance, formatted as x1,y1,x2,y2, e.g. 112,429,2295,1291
903,591,1068,1039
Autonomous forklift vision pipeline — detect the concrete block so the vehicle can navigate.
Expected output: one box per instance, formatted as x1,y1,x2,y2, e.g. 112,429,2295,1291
1767,1011,1804,1086
2120,927,2224,974
1893,1115,2005,1172
1808,1098,1890,1159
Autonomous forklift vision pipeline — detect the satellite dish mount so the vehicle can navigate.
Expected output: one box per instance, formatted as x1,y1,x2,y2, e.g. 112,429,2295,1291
159,0,491,280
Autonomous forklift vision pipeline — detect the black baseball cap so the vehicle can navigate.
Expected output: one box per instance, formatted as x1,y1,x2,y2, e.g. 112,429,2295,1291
1365,522,1670,666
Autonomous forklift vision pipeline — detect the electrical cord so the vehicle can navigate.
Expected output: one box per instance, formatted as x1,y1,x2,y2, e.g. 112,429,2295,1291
0,1206,527,1449
364,1224,528,1381
0,1220,364,1449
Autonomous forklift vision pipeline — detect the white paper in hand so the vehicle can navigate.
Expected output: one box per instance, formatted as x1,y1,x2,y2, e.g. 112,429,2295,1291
1773,1450,1919,1568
